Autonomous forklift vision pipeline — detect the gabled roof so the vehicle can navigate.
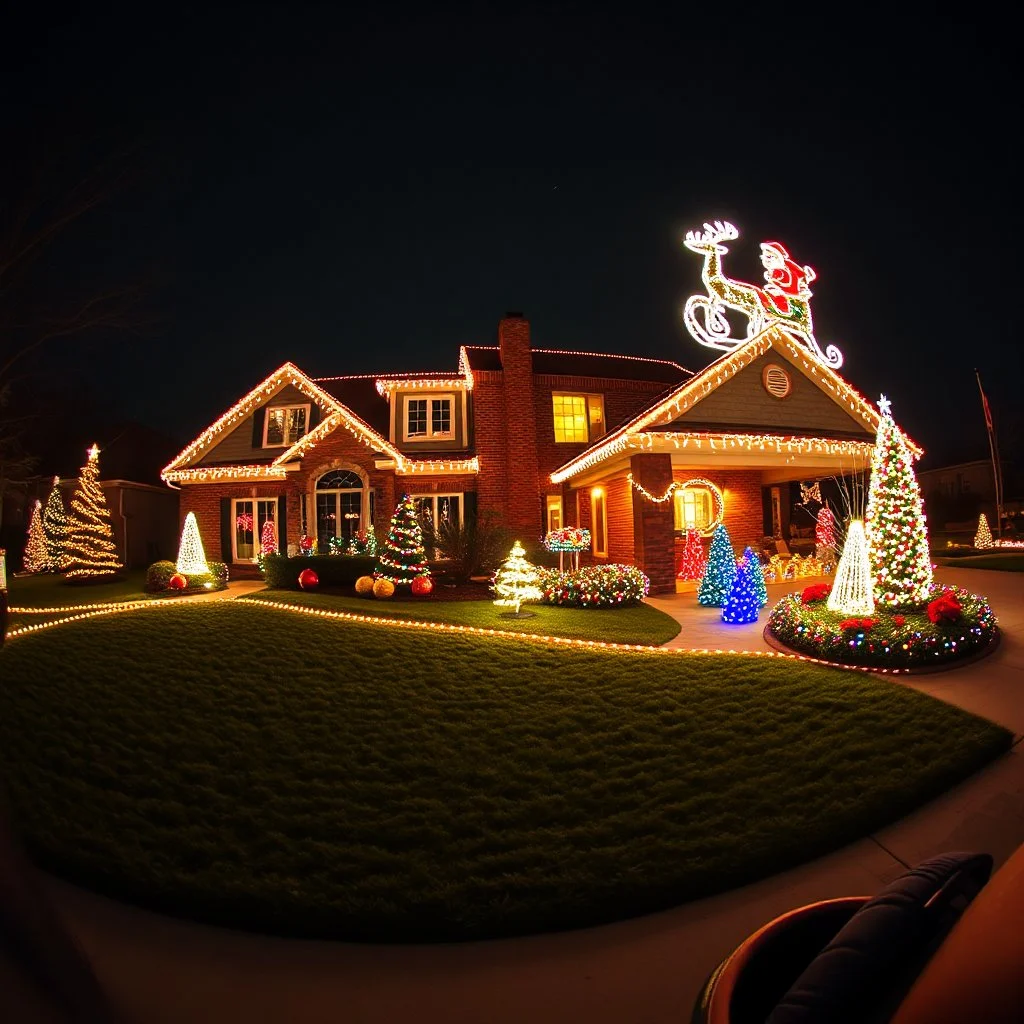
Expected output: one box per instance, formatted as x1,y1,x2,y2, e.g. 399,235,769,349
311,375,392,437
461,345,691,383
550,326,921,483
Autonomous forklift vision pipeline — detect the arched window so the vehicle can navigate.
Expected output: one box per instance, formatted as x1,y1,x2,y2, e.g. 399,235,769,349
315,470,370,551
674,486,713,534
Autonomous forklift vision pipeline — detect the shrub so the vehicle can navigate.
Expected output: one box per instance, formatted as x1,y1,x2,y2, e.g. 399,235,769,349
421,511,512,583
538,564,650,608
262,554,376,590
145,560,229,595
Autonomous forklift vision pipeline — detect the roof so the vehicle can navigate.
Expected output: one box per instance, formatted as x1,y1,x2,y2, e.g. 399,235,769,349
311,376,390,437
461,345,691,383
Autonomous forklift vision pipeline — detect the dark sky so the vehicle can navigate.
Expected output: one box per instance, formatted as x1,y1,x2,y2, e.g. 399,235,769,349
5,6,1020,472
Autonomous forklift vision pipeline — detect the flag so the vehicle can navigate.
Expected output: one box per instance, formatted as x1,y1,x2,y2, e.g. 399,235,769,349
976,372,994,432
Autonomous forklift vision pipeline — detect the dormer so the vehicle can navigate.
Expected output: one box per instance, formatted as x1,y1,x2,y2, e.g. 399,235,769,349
376,372,473,452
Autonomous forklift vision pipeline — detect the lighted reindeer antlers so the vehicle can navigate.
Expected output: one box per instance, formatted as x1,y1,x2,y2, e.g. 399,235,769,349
683,220,738,252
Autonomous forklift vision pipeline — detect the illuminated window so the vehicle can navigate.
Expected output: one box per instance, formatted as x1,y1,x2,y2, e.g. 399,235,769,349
405,395,454,441
553,393,605,443
232,498,278,562
315,470,369,551
546,495,563,533
263,405,310,446
591,488,607,557
673,487,713,533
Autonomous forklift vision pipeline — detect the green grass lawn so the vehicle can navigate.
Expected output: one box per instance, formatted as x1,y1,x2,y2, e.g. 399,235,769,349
0,602,1010,942
245,587,682,645
934,553,1024,572
6,569,151,607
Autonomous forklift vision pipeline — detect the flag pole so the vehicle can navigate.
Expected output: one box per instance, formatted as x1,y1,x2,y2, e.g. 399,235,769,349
975,370,1003,539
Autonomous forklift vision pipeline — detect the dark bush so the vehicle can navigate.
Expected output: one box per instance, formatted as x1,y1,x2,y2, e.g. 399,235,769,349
262,554,376,589
146,560,229,595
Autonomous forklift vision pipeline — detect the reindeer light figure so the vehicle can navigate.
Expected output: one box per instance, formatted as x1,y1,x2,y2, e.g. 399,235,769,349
682,220,843,368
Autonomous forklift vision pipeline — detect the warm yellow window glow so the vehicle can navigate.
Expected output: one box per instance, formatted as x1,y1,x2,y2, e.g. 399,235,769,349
673,487,712,533
553,394,605,443
546,495,563,532
591,488,607,557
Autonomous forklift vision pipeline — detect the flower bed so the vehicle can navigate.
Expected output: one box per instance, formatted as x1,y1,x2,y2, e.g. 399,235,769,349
537,564,650,608
767,583,998,670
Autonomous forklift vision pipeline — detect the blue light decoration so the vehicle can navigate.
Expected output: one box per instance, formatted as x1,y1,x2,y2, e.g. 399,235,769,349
742,545,768,607
722,555,760,624
698,523,737,607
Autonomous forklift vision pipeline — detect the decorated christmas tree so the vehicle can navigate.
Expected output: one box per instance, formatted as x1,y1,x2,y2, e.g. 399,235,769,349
63,444,123,580
815,506,837,560
697,523,736,606
722,554,760,624
492,540,543,616
176,512,209,575
260,519,278,557
677,527,707,581
974,513,993,550
741,545,768,606
375,493,430,586
23,500,50,574
865,396,932,607
827,519,875,615
42,476,68,571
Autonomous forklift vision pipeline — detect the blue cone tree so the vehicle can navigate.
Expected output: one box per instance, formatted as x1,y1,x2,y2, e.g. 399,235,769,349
722,554,760,624
742,545,768,607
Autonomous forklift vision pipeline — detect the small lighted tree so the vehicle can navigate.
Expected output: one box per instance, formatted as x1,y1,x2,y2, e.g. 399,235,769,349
827,520,874,615
722,554,760,624
677,527,706,581
865,396,932,607
698,523,736,607
63,444,123,580
974,514,993,550
176,512,209,575
260,519,278,557
493,540,543,616
741,545,768,607
375,493,430,586
42,476,68,571
815,506,837,560
23,500,50,574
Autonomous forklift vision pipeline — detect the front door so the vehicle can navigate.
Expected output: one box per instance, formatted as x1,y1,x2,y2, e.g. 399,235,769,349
233,498,277,562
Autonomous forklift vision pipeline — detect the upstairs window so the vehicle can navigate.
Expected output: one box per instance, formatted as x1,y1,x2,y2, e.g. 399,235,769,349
553,393,605,443
404,395,454,441
263,404,309,447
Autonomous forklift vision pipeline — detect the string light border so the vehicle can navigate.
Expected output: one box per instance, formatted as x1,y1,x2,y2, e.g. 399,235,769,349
627,474,725,533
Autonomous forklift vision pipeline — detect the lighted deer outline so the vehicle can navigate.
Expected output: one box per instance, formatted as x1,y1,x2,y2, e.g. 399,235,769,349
682,221,843,369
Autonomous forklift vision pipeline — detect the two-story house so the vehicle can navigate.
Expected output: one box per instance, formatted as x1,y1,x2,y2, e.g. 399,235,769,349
163,313,908,593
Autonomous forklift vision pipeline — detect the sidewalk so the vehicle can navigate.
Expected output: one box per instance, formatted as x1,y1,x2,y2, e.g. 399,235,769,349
43,567,1024,1024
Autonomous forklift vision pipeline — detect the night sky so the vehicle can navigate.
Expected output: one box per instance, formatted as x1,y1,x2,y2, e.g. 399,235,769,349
5,6,1020,475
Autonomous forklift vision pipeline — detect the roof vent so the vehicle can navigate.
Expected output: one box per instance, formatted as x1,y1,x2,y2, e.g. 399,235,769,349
762,363,792,399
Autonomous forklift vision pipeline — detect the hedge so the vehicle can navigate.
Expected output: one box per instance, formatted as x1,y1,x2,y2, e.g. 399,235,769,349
262,554,377,589
146,560,229,595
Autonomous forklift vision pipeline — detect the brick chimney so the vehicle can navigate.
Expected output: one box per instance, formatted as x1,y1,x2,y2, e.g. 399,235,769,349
498,313,541,538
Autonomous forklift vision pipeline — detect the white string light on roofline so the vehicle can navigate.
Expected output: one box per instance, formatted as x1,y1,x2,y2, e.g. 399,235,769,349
376,377,472,396
163,465,289,484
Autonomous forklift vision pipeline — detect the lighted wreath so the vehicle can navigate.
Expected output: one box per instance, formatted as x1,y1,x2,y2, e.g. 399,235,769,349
627,473,725,535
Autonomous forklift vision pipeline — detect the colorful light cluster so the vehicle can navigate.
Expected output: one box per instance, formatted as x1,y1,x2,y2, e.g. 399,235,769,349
722,554,760,624
542,527,591,552
827,520,875,615
374,494,430,586
176,512,210,575
698,524,736,607
974,514,993,549
42,477,67,571
865,398,933,607
493,541,543,615
63,445,123,580
23,501,49,574
815,507,837,555
538,564,650,608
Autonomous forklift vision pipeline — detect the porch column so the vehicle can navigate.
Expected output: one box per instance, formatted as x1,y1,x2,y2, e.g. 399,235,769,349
630,453,675,595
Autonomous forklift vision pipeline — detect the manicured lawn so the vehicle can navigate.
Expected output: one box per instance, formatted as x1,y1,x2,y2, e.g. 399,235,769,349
245,587,683,645
6,569,151,607
934,554,1024,572
0,602,1010,942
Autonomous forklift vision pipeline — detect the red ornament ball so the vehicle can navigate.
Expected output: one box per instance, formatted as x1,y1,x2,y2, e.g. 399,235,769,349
167,573,187,591
298,568,319,590
411,575,434,596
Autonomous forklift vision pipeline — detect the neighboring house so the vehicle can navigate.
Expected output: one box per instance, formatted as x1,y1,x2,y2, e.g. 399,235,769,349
163,314,912,593
919,458,1021,534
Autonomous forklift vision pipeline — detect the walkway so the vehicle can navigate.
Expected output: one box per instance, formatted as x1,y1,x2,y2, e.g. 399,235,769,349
38,567,1024,1023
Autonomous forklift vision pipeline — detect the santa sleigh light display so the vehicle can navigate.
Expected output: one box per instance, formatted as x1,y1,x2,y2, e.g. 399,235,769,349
682,220,844,369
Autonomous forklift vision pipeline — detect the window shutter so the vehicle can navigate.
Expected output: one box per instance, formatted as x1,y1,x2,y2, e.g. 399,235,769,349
277,495,288,554
463,490,477,528
220,498,232,561
251,408,266,448
309,403,322,429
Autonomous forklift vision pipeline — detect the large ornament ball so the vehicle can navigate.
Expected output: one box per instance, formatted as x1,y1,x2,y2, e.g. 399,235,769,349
411,575,434,596
298,568,320,590
167,573,188,591
373,578,395,600
354,575,375,595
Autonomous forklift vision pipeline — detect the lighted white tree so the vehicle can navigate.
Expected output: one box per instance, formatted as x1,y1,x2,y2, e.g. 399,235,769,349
63,444,123,580
42,476,68,571
826,519,875,615
974,514,993,549
23,500,49,574
176,512,209,574
493,540,543,616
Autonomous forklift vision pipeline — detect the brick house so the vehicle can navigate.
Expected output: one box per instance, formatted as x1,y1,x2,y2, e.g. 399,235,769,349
163,314,910,593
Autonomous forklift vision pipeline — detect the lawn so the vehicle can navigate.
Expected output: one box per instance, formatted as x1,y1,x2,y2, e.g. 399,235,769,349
5,569,151,607
934,553,1024,572
245,587,683,645
0,602,1011,942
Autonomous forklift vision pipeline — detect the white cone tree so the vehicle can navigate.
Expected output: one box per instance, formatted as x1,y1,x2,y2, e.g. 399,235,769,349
23,500,49,574
827,520,875,615
176,512,209,574
63,444,123,580
493,540,543,615
974,514,993,549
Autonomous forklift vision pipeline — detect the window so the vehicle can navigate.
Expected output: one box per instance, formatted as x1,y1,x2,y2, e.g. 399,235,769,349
412,493,463,533
674,487,713,533
232,498,277,562
546,495,563,533
591,487,607,557
315,470,369,551
263,404,310,447
553,393,605,443
404,395,454,441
